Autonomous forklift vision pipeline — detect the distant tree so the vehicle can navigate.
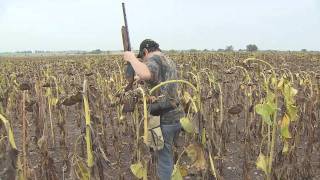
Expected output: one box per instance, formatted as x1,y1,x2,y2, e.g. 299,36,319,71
217,48,224,52
91,49,102,54
168,49,177,53
225,45,234,52
203,49,209,52
301,49,307,52
16,51,32,54
246,44,258,52
189,49,198,53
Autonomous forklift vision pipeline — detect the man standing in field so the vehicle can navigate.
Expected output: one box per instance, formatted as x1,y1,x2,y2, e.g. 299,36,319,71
123,39,184,180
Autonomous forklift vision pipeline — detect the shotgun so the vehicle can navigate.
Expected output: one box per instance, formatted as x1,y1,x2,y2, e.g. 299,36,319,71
121,2,135,91
121,2,137,113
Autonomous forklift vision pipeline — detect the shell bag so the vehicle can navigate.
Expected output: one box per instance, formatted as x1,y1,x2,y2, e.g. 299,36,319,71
147,115,164,150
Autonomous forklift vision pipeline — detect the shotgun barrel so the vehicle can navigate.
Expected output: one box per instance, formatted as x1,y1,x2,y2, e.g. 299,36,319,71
121,2,135,91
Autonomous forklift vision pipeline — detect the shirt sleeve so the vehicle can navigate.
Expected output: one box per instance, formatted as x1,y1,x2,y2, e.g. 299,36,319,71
145,56,160,84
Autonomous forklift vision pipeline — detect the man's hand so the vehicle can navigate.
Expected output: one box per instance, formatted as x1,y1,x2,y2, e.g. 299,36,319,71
134,75,145,85
123,51,136,62
134,75,140,81
147,96,157,103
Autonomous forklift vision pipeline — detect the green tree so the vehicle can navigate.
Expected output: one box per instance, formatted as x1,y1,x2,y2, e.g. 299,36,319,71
91,49,102,54
225,45,234,52
246,44,258,52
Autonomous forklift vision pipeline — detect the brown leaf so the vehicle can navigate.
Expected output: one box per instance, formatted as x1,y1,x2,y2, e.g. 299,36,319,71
186,143,207,171
228,104,243,115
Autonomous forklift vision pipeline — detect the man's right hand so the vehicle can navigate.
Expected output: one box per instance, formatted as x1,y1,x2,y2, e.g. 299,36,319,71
123,51,136,63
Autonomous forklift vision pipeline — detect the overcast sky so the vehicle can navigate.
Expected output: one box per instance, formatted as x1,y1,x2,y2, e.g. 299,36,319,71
0,0,319,52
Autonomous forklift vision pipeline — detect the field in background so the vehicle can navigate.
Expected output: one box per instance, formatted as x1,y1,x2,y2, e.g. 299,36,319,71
0,52,319,180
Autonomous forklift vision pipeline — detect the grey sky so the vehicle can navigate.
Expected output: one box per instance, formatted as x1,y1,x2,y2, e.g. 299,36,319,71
0,0,319,52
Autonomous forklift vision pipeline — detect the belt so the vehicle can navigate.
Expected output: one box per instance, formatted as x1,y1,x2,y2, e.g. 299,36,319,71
160,120,180,125
159,103,180,115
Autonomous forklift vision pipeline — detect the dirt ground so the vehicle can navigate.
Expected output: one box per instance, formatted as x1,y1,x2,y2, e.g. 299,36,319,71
1,53,320,179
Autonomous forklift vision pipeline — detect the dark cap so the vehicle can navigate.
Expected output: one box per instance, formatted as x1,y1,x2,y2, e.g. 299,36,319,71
137,39,160,58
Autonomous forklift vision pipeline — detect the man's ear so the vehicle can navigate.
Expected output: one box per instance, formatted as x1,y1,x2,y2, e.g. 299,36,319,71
143,48,148,57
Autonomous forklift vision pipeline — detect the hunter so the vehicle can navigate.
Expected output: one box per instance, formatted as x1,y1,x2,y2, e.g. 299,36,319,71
123,39,184,180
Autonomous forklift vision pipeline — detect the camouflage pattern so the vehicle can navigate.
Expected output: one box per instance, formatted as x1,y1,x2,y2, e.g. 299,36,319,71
145,53,184,123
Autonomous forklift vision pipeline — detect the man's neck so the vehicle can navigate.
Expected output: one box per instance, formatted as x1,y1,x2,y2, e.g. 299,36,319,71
148,51,162,57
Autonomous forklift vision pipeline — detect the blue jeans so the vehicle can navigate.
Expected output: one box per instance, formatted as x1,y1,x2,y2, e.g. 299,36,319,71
157,122,181,180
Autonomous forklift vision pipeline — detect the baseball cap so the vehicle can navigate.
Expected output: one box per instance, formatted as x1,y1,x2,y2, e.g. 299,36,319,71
137,39,160,58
